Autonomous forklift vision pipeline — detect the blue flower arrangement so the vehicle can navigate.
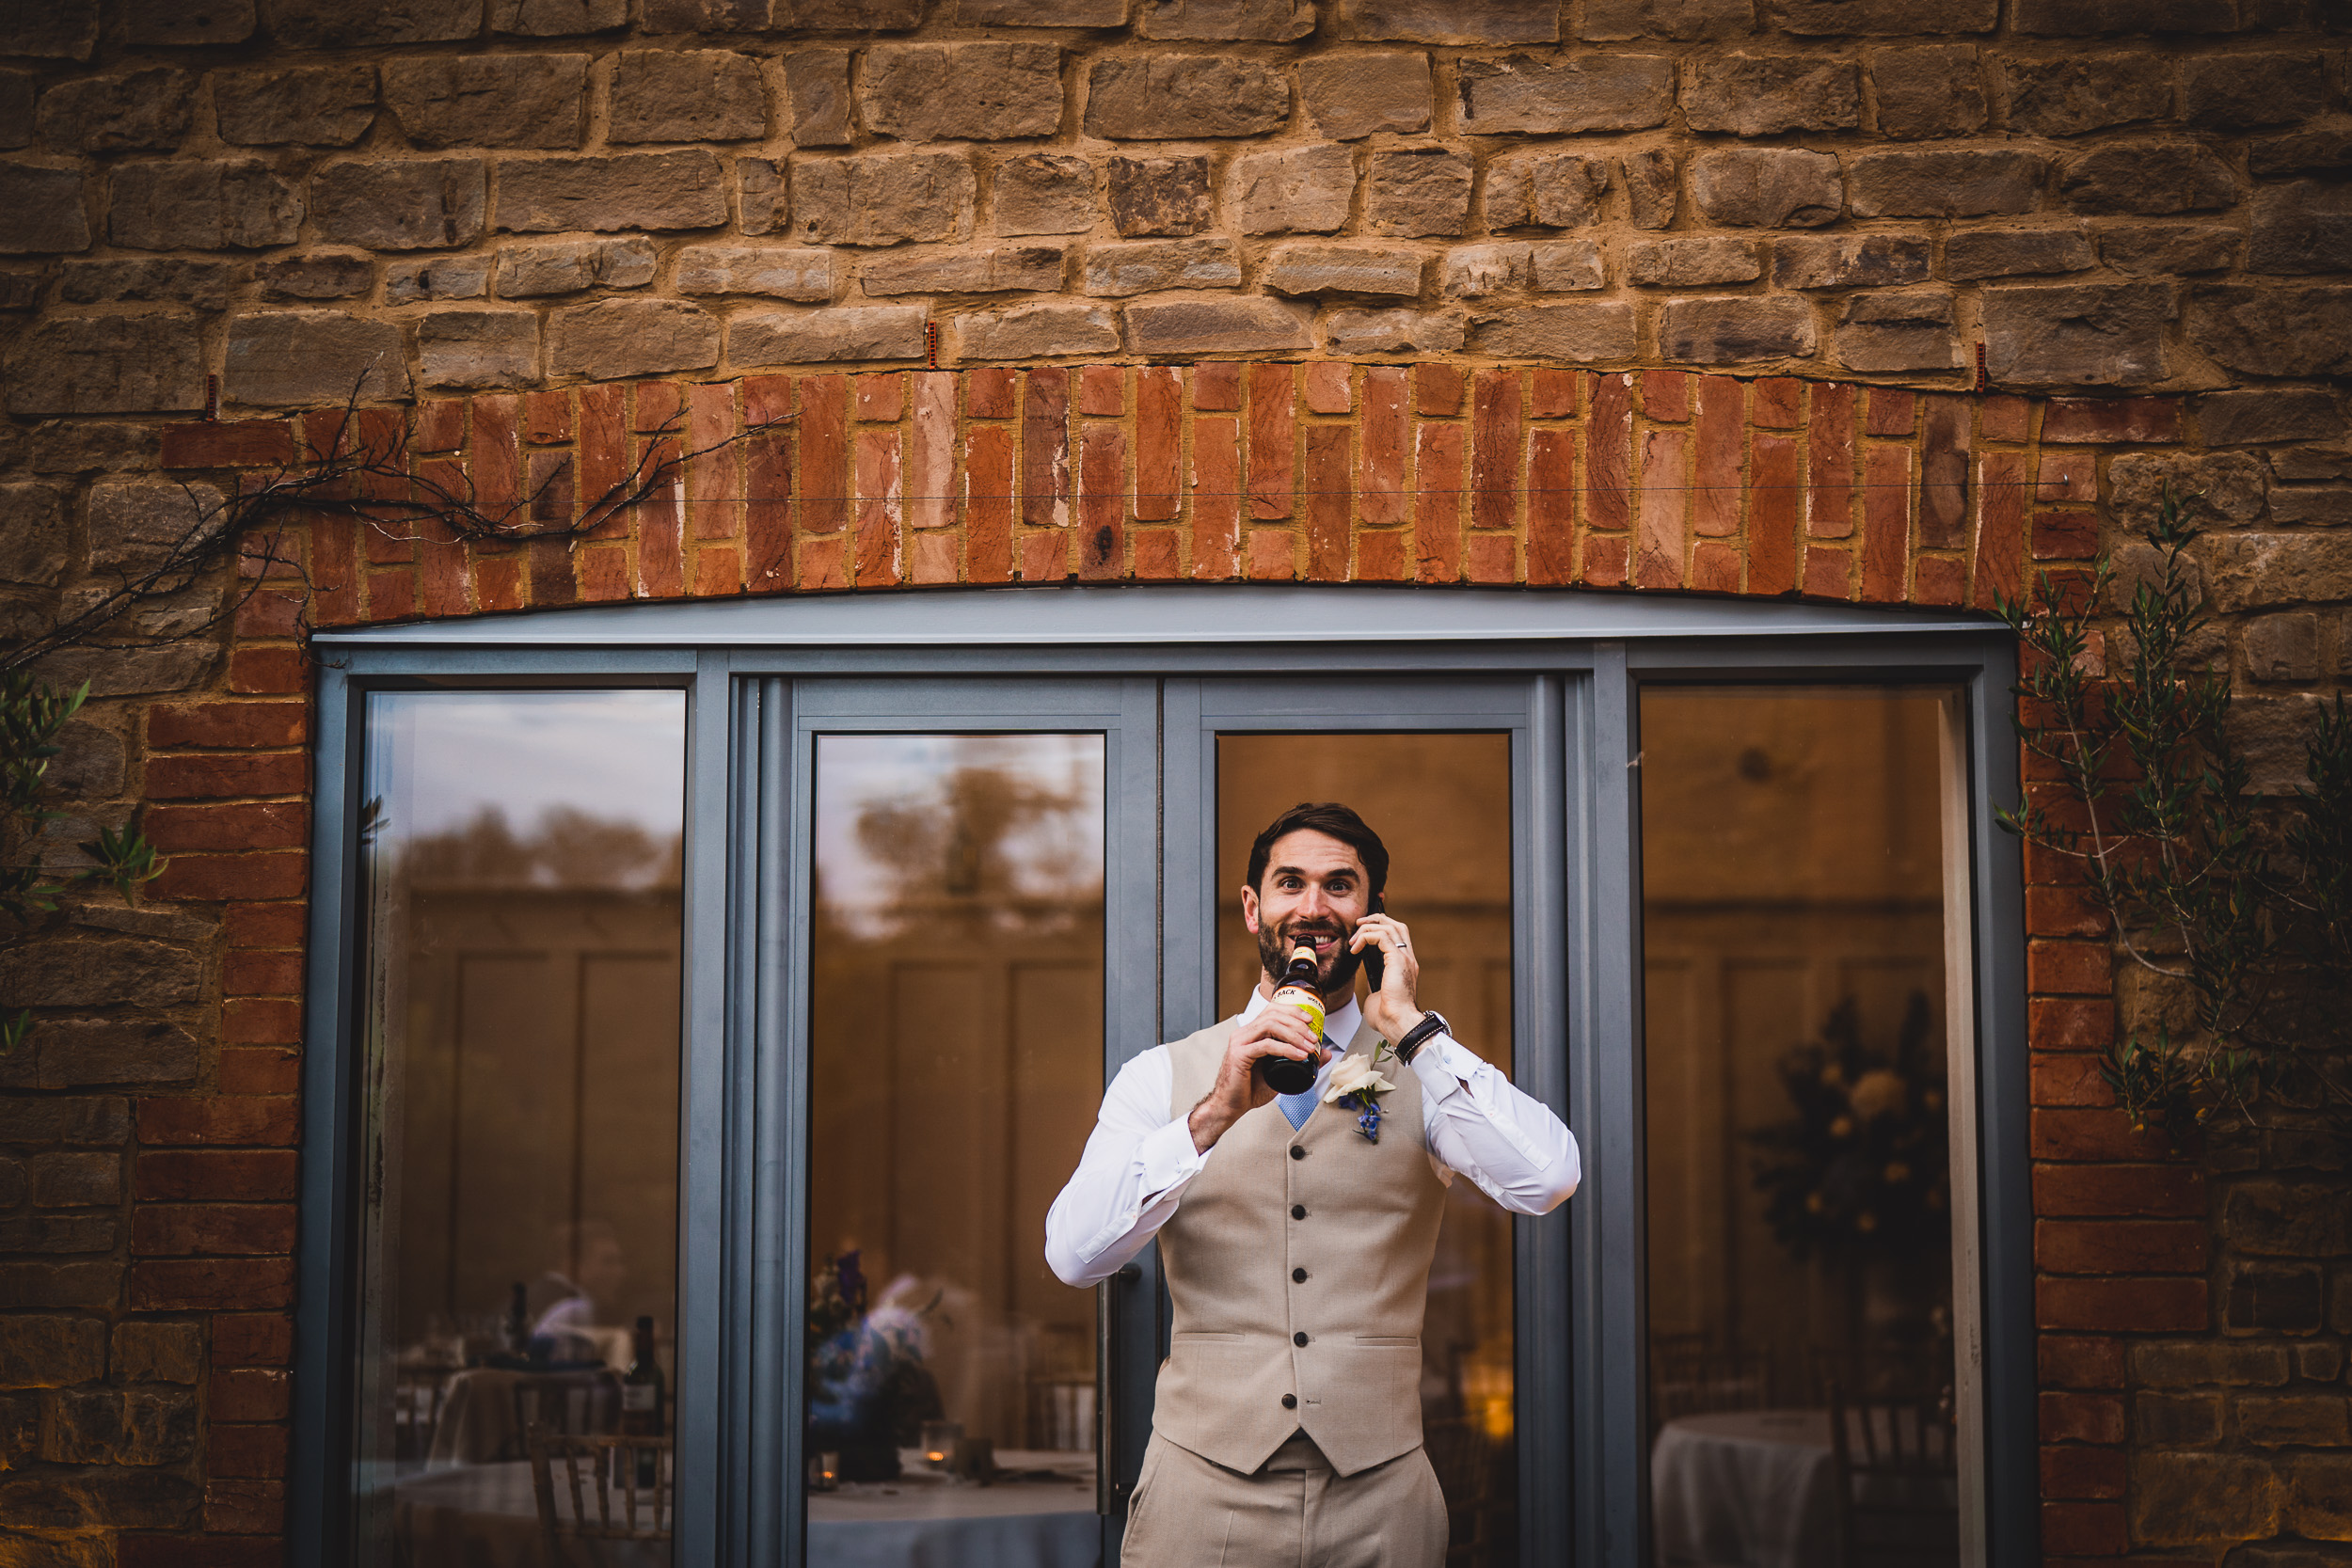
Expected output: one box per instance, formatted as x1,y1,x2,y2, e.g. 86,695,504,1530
1748,993,1951,1262
805,1250,944,1481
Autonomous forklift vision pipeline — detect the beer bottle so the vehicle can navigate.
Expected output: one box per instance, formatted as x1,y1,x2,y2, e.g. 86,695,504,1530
1259,941,1325,1096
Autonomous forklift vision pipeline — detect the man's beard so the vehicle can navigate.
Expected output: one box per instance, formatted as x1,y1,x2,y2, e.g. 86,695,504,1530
1259,919,1360,1000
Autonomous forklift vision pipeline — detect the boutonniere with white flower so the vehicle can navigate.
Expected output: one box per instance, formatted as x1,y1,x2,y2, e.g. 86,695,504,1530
1324,1049,1396,1143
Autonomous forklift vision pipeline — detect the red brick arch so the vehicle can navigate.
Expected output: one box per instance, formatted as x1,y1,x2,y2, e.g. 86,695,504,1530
135,361,2191,1564
159,363,2178,621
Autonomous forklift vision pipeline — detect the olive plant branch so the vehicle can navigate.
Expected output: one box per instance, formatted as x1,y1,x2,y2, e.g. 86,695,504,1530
2001,483,2352,1140
1996,560,2183,980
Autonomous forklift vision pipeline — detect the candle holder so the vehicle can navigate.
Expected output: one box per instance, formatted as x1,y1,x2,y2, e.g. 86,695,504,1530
920,1420,962,1468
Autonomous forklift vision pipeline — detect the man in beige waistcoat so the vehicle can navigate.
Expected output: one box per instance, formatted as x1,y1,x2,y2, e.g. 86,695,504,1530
1047,801,1581,1568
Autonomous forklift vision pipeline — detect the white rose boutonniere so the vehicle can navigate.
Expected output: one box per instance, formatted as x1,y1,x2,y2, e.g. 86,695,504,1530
1324,1052,1397,1143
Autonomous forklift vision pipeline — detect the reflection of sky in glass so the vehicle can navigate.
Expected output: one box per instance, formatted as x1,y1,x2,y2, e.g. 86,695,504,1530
369,691,687,886
815,734,1104,937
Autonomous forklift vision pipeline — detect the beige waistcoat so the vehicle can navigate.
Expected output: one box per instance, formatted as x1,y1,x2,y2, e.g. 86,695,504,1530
1152,1014,1449,1480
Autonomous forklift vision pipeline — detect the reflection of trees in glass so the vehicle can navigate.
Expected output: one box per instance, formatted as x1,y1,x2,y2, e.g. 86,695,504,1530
835,764,1103,935
395,805,683,892
806,736,1106,1462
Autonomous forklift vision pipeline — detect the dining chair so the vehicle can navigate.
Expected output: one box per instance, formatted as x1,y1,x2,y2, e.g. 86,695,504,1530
509,1367,623,1455
1648,1334,1775,1431
1808,1328,1954,1407
526,1420,675,1564
1823,1381,1961,1568
391,1366,450,1462
1026,1376,1097,1453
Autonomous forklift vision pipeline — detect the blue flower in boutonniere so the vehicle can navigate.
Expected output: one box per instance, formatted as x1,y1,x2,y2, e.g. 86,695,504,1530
1324,1051,1397,1143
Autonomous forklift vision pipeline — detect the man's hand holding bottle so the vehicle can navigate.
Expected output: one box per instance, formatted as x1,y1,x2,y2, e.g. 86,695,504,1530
1186,907,1426,1154
1187,991,1325,1153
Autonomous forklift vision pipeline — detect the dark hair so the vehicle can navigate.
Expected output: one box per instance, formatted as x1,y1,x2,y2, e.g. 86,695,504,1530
1245,802,1389,899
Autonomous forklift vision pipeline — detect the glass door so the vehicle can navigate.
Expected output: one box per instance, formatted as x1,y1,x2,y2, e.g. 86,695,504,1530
347,689,689,1564
1164,674,1575,1568
1636,685,1977,1568
781,679,1160,1568
775,672,1573,1567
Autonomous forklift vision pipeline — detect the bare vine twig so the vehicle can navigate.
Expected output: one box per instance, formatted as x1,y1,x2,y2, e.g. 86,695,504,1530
0,378,796,1055
4,379,796,673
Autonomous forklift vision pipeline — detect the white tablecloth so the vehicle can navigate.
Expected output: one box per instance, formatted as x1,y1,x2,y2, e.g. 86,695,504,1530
389,1453,1102,1568
391,1460,667,1568
1650,1409,1956,1568
1653,1410,1840,1568
808,1451,1100,1568
808,1484,1099,1568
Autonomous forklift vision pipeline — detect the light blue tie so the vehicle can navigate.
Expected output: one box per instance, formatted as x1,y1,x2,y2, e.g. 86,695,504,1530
1276,1038,1336,1130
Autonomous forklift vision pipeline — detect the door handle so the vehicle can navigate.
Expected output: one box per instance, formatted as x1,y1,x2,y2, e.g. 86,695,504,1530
1096,1262,1140,1516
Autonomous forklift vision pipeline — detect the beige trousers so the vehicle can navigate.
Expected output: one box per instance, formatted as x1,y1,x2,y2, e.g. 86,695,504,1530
1120,1432,1448,1568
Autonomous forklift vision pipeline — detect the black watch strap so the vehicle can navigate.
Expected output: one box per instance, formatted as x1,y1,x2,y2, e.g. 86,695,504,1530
1394,1010,1449,1064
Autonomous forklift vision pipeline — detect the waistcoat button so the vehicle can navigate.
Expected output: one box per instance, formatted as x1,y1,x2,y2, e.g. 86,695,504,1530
1291,1204,1307,1220
1294,1331,1309,1346
1293,1268,1308,1283
1290,1146,1305,1160
1281,1394,1297,1409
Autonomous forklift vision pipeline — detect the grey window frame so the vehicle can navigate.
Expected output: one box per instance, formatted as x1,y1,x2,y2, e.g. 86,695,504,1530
292,585,2029,1568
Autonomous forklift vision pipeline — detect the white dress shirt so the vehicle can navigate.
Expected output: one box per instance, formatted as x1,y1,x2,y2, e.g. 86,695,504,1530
1045,990,1581,1288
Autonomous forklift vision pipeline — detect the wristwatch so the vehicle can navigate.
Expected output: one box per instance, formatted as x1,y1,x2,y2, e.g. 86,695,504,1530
1393,1009,1450,1065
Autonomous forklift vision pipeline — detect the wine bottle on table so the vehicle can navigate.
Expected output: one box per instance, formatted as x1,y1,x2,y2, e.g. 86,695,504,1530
505,1282,529,1359
621,1314,665,1489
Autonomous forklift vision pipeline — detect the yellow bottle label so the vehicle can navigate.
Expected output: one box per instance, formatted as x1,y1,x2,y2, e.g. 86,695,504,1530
1271,983,1326,1039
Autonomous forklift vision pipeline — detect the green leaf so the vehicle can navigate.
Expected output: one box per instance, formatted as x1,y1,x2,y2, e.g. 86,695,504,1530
81,824,169,907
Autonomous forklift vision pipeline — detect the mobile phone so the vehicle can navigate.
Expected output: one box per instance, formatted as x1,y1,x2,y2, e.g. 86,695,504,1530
1359,894,1385,994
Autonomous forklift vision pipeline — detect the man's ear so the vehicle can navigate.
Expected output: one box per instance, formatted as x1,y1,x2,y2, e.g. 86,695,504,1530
1239,883,1262,933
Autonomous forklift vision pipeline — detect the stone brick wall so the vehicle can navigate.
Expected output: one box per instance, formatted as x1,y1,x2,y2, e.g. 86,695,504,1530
3,0,2350,1564
1,0,2349,410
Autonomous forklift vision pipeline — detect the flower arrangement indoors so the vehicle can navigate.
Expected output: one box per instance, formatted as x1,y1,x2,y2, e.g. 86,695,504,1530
1747,993,1951,1263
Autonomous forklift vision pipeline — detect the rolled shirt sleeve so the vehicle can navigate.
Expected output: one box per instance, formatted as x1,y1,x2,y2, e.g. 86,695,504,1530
1044,1047,1208,1288
1409,1033,1581,1215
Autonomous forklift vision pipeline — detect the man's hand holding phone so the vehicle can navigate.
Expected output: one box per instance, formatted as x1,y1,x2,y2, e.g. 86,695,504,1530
1350,908,1424,1046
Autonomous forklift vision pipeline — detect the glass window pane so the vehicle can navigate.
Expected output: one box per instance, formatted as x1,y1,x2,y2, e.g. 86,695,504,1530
1217,733,1518,1568
803,735,1105,1560
1641,688,1963,1568
354,690,687,1564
